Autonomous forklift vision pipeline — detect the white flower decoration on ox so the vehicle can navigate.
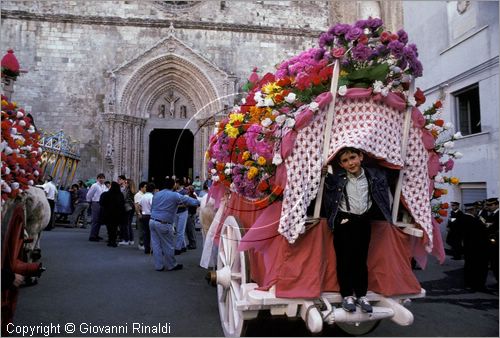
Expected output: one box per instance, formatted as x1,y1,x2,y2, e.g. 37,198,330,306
241,98,246,105
34,170,39,176
28,180,34,185
309,101,319,111
453,131,463,139
407,96,417,107
212,175,220,182
4,146,13,155
285,92,296,104
272,109,280,116
390,66,402,74
2,182,12,193
10,182,20,190
272,153,283,165
19,169,25,175
0,141,7,152
210,168,217,174
454,151,463,159
10,128,17,135
18,120,26,127
224,168,231,175
261,118,273,128
16,111,24,118
434,174,445,183
338,85,348,96
443,141,454,149
381,87,390,97
5,167,10,175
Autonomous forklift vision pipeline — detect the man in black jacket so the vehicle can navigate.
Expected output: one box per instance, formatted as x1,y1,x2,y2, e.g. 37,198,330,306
446,202,465,260
322,147,392,313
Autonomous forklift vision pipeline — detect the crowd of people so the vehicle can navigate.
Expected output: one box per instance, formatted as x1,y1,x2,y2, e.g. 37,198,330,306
446,198,499,291
42,173,211,272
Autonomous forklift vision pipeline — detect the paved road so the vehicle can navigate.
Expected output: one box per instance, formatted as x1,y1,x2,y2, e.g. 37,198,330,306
11,226,223,337
10,226,499,337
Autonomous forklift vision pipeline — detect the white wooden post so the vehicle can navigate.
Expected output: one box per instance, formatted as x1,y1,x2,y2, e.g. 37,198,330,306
391,79,415,224
313,60,340,219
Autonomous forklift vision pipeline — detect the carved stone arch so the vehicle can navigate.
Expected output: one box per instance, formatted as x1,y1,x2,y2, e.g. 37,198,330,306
121,54,222,119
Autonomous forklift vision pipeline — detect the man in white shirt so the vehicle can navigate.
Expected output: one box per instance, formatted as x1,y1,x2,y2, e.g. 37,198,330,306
134,181,147,250
139,183,155,254
86,173,108,241
41,175,57,230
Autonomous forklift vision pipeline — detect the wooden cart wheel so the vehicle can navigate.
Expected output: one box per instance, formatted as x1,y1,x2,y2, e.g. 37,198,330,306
217,216,249,337
336,320,381,336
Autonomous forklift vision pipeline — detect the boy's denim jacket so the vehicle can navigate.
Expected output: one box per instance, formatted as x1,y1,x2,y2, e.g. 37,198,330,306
322,166,392,231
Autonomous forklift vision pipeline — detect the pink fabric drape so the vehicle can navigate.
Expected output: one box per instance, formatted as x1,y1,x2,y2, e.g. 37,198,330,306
215,194,421,298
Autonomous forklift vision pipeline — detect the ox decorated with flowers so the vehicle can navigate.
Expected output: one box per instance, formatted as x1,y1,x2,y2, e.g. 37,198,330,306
200,19,462,336
1,51,49,335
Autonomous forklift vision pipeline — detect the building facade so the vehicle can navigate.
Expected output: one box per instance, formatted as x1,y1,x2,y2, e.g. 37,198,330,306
1,1,402,185
403,0,499,203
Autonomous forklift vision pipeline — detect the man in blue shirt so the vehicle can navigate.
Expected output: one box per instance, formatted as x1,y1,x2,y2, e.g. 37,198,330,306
150,178,200,271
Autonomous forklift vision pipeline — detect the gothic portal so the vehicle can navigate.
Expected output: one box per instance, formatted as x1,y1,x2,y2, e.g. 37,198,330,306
102,26,235,184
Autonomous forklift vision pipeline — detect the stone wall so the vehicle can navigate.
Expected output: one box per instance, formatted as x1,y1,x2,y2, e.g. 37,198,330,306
1,0,402,183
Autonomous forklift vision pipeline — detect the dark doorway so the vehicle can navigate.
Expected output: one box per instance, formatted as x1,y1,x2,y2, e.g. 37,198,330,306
148,129,193,188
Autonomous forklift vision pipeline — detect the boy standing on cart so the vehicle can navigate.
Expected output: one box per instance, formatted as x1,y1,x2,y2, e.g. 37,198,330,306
322,147,393,313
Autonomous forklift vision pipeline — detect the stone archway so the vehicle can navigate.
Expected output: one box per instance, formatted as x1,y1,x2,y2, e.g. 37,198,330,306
102,26,236,183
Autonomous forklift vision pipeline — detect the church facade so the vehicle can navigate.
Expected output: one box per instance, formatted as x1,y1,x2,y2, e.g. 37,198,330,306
1,1,402,185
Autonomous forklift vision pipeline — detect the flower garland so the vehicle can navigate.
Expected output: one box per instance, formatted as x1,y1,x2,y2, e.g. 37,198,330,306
410,92,463,224
207,19,427,206
1,95,43,203
319,18,422,97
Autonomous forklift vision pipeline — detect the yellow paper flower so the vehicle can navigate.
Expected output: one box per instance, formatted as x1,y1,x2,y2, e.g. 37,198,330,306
257,156,266,165
247,167,259,179
224,124,239,138
229,113,244,123
449,177,460,185
242,151,251,160
244,160,254,167
262,82,281,95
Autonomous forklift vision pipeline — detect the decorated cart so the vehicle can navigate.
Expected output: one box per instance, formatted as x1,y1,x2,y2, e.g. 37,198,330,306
203,19,463,336
1,50,49,335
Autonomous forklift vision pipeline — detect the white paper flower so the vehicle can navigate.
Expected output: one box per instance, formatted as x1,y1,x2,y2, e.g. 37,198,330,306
19,120,26,127
261,118,273,127
309,102,319,111
34,170,39,176
212,175,220,182
241,98,246,105
210,168,217,174
453,151,463,159
16,111,24,118
275,114,287,125
434,174,445,183
5,167,11,175
373,80,384,93
285,118,295,128
272,153,283,165
285,92,296,104
338,85,348,96
407,96,416,107
10,182,19,190
453,131,463,139
264,97,275,107
444,122,453,130
224,168,231,175
443,141,454,149
4,146,13,155
381,87,390,97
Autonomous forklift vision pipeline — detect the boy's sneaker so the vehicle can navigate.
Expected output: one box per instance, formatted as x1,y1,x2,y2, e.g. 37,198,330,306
342,296,357,312
138,245,145,251
118,241,129,246
357,296,373,313
129,241,135,245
